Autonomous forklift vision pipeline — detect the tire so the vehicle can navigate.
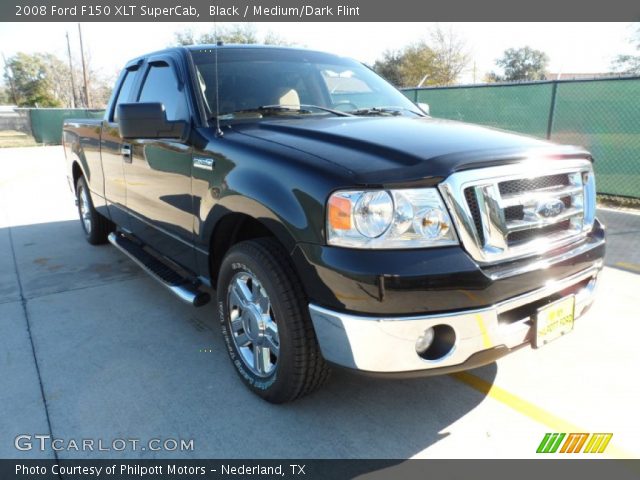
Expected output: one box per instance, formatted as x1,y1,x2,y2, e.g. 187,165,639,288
76,176,113,245
217,238,330,403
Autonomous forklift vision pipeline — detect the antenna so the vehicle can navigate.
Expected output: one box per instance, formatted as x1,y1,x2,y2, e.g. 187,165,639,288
214,22,223,137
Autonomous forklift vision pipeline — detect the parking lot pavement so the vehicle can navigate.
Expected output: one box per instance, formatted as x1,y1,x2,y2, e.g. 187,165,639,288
597,208,640,273
1,146,639,460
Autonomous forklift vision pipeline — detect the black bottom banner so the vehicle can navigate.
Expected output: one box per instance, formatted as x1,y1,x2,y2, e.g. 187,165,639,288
3,459,640,480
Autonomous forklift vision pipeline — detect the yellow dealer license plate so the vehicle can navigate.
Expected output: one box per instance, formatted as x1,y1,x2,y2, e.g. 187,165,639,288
534,296,575,348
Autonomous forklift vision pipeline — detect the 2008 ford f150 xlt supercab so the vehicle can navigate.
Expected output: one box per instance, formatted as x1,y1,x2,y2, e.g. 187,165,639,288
63,45,605,403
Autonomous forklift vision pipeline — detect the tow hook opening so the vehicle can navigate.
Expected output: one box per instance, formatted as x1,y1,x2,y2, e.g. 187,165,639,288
416,324,457,361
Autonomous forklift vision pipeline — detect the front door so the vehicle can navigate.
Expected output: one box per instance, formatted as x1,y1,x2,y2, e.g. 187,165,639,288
123,59,196,271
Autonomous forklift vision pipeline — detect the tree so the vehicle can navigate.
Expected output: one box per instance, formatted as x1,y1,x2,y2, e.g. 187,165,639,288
483,72,500,83
174,29,197,46
4,52,64,107
428,26,472,85
373,27,470,87
45,54,77,107
491,46,549,81
0,83,9,104
374,42,437,87
263,31,293,47
2,51,112,108
75,51,114,108
612,24,640,74
372,50,404,87
88,80,113,109
399,41,438,87
172,23,292,46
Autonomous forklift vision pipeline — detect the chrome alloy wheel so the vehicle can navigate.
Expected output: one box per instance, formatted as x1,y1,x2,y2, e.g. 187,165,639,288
227,272,280,377
78,184,92,234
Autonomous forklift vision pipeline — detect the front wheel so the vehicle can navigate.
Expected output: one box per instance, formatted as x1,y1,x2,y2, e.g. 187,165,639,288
217,238,330,403
76,176,113,245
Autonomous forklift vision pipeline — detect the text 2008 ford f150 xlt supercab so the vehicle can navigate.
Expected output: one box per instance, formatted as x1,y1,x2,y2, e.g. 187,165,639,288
63,45,605,403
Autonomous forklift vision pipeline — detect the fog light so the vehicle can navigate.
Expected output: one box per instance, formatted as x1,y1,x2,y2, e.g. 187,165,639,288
415,327,435,354
417,324,457,361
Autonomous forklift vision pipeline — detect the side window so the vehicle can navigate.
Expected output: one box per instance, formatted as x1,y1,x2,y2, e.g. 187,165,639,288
138,63,188,122
112,69,137,122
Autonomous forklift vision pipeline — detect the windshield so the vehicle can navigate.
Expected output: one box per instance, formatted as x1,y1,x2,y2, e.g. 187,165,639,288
189,47,422,120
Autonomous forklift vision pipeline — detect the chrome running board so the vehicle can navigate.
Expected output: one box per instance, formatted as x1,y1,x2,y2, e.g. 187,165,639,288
108,232,210,307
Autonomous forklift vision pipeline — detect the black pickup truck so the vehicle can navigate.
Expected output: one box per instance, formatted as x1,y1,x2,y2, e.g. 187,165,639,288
63,45,605,403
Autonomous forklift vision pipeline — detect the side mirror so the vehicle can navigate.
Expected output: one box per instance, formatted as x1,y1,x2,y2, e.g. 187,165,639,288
417,102,430,116
117,102,186,139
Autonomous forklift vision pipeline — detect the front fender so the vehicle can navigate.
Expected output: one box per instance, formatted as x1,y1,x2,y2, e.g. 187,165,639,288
192,128,344,281
199,166,326,253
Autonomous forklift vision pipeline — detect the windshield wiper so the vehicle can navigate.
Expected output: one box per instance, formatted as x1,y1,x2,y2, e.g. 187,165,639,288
268,104,353,117
348,106,426,117
212,104,352,121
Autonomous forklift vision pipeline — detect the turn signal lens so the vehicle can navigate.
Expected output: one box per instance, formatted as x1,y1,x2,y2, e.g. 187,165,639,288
328,195,352,230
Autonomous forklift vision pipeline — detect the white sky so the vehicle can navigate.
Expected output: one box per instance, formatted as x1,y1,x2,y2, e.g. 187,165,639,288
0,22,637,84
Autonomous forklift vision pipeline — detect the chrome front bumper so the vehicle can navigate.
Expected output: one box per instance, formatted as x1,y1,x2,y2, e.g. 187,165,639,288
308,263,602,373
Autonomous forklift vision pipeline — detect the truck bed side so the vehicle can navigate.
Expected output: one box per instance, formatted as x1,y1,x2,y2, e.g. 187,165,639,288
62,118,106,210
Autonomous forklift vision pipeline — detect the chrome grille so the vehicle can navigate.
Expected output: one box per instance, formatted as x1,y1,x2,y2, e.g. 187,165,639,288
507,219,571,245
464,188,485,245
438,159,596,264
498,173,570,196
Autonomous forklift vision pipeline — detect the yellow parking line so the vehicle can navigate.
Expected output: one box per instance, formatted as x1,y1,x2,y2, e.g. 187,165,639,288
451,371,635,459
615,262,640,273
474,314,492,348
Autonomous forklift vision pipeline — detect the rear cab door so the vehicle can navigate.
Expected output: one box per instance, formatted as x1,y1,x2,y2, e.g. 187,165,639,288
101,60,143,229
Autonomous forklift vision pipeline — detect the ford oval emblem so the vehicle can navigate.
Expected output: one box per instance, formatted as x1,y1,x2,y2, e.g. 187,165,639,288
536,198,565,218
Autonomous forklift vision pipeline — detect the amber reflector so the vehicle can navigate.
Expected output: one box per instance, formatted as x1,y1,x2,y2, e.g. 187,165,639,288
328,196,352,230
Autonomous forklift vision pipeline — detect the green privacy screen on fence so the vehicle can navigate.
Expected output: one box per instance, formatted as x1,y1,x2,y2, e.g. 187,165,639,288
28,109,104,144
404,77,640,198
408,83,555,138
550,80,640,198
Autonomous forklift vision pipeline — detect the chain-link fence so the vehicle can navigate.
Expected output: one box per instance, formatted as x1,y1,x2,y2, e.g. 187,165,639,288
27,108,104,144
404,77,640,198
0,108,105,147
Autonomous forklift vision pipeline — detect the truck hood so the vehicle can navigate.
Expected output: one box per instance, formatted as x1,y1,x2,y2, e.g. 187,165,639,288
231,116,590,186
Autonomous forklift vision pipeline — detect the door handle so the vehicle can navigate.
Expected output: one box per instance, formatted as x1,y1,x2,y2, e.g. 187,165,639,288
120,145,132,163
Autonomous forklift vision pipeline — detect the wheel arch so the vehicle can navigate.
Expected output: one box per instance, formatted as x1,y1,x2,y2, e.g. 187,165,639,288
207,209,297,287
71,161,84,191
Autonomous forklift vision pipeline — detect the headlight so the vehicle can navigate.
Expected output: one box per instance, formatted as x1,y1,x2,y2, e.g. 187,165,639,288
353,191,394,238
327,188,458,248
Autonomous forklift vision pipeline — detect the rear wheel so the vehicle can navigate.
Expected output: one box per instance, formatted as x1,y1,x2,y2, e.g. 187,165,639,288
76,176,113,245
217,238,330,403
